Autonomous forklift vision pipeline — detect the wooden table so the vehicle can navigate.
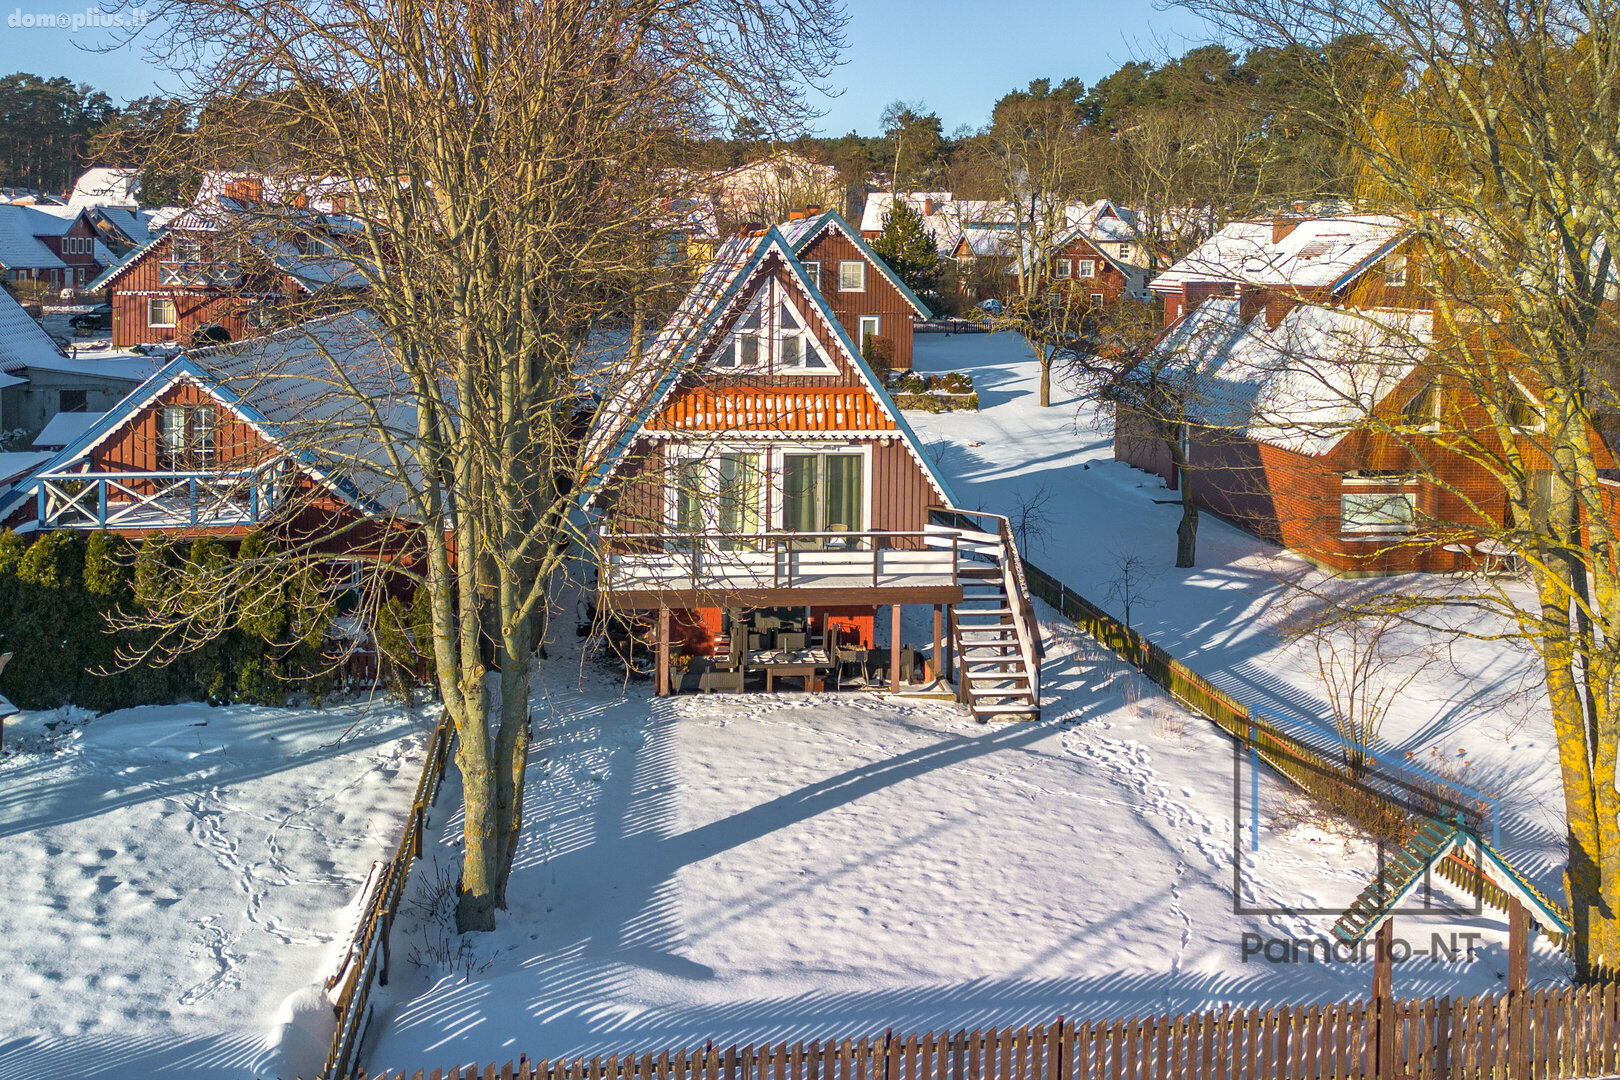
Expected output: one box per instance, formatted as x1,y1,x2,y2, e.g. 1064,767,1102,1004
748,648,831,692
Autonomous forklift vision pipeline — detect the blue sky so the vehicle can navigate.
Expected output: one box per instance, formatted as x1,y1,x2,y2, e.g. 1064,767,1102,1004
0,0,1217,134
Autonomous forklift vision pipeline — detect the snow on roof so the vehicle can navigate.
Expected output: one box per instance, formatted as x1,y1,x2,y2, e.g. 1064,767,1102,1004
187,311,424,517
1154,296,1432,455
0,204,85,270
1152,215,1408,294
0,451,52,488
0,287,67,371
32,410,102,450
581,227,956,508
68,168,140,209
7,350,157,382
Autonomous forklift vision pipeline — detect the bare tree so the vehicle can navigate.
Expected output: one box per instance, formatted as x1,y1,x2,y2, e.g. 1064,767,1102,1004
123,0,845,933
1177,0,1620,972
1104,545,1162,632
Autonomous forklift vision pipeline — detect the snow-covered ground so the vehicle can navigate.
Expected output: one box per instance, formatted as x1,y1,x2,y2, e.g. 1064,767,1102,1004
0,699,426,1080
365,624,1562,1076
902,331,1565,894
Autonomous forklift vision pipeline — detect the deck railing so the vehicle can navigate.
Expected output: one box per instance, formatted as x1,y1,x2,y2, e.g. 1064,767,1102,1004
35,462,286,530
602,529,960,594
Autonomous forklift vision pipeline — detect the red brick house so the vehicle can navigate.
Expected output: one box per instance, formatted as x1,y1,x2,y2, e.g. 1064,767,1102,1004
582,227,1041,718
1116,214,1602,574
776,208,932,371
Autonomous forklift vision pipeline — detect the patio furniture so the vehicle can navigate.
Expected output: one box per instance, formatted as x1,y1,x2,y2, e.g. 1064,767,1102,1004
747,646,832,692
777,631,807,653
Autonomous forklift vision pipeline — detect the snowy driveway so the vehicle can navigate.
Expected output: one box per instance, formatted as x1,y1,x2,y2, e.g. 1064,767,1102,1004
0,700,422,1080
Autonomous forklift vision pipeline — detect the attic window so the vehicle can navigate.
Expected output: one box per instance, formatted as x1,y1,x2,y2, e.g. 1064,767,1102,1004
1075,259,1096,278
1386,254,1408,287
1507,387,1543,431
780,304,800,330
1402,379,1440,429
838,260,865,291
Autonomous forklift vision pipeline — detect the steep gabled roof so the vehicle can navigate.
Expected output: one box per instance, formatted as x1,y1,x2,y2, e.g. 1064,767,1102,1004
1151,216,1409,295
1149,296,1432,456
777,208,933,319
580,226,958,510
0,312,420,524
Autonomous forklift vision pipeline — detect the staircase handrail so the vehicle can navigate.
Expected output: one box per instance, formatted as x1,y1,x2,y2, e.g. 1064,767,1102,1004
929,506,1043,708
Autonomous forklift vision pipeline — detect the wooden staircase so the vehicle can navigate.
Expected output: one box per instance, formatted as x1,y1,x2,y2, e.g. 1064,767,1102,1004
929,508,1043,723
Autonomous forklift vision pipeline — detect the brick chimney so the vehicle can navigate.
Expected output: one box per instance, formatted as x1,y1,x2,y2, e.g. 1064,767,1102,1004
786,209,807,222
1264,292,1299,329
738,220,766,237
1272,216,1304,244
923,196,937,215
805,204,822,216
1239,286,1269,324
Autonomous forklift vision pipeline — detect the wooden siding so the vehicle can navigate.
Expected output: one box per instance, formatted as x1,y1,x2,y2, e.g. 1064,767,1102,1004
653,387,894,432
1049,235,1132,305
107,231,295,347
90,380,275,473
796,227,918,370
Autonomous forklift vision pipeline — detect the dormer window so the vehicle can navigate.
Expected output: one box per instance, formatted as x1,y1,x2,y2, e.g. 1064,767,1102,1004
1402,379,1441,429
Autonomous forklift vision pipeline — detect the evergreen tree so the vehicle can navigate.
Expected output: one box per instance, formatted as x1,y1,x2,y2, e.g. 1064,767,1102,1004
871,199,940,300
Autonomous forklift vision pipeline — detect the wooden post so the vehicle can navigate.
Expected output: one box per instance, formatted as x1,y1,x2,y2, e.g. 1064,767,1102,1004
890,604,902,694
1509,897,1529,1080
932,605,944,684
942,605,953,684
1374,919,1395,1080
657,605,671,697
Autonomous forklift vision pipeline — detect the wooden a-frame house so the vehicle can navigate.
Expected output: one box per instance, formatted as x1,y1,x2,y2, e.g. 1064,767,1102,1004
583,227,1042,720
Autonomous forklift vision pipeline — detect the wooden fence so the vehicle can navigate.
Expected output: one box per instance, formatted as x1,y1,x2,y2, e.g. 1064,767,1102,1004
322,710,457,1080
346,984,1620,1080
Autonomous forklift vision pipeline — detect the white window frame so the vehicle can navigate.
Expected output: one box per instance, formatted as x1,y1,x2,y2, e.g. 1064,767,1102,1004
772,444,873,534
1386,253,1408,287
1053,258,1072,279
858,315,881,347
1116,242,1133,261
666,444,766,544
802,260,821,290
1340,487,1416,535
775,291,833,376
838,260,866,292
1075,258,1097,278
148,297,177,328
1089,292,1105,306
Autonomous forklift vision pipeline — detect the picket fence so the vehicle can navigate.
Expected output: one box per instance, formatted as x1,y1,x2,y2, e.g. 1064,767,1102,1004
323,710,456,1080
343,984,1620,1080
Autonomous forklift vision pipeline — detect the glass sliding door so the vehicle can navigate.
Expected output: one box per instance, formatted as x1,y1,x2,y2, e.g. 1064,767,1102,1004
781,452,865,543
716,452,762,550
671,451,763,551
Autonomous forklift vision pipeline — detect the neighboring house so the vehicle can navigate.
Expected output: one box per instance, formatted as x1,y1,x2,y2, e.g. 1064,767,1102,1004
1040,199,1152,306
1116,212,1574,574
580,226,1042,719
703,150,846,226
98,207,362,348
0,286,154,439
776,207,932,371
0,204,111,291
0,312,419,552
67,168,142,211
1148,214,1411,326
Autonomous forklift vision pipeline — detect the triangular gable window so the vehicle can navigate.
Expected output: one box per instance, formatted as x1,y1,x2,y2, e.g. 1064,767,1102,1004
709,274,835,374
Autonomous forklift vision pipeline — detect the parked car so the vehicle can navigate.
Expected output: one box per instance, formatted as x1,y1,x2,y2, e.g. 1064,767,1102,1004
69,303,112,333
977,298,1003,315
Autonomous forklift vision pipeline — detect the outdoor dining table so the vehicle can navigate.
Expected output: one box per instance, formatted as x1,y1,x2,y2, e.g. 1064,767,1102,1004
747,647,832,692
